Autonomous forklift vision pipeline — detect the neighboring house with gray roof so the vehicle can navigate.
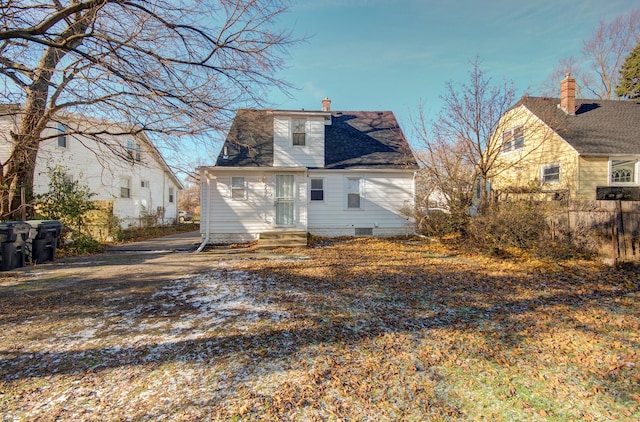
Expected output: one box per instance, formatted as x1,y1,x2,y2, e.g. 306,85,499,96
489,74,640,201
198,98,419,244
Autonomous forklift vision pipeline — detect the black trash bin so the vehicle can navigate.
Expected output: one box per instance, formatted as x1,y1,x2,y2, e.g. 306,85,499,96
0,221,31,271
26,220,63,264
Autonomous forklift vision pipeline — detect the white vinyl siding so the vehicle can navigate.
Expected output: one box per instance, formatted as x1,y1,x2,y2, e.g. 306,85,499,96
307,172,415,237
202,171,306,242
273,115,325,167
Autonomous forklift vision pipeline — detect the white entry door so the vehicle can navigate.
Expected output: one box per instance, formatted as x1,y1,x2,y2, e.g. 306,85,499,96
275,174,295,226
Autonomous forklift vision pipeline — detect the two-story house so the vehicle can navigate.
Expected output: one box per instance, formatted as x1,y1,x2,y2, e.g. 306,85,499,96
198,98,419,245
0,107,183,227
489,74,640,201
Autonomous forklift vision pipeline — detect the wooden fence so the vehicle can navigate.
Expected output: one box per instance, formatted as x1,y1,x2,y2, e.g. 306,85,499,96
548,200,640,263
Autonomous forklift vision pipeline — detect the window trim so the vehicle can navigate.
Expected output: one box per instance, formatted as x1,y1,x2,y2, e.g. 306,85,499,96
231,176,246,200
345,176,364,210
120,177,131,198
310,177,324,202
541,163,561,185
291,118,306,146
168,187,175,203
126,140,141,162
609,158,639,186
501,126,524,154
57,123,68,149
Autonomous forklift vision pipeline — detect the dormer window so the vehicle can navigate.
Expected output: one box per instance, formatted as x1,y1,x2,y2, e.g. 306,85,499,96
292,119,306,146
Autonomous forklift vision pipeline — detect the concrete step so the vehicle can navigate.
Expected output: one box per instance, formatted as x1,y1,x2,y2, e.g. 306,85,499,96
258,231,307,249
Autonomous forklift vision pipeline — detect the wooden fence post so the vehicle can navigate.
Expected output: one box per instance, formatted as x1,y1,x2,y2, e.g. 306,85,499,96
614,199,626,262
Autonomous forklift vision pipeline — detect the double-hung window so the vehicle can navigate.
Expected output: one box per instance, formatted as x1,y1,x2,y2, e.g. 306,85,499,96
310,178,324,201
541,163,561,185
57,123,68,148
292,119,306,146
168,187,174,203
120,177,131,198
502,126,524,153
127,140,141,162
231,176,246,200
610,159,638,185
347,177,362,209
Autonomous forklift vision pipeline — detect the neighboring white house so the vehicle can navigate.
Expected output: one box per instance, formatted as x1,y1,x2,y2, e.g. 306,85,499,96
198,98,419,244
0,106,183,226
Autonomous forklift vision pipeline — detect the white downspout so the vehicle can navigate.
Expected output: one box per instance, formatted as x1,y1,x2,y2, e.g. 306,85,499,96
195,169,211,253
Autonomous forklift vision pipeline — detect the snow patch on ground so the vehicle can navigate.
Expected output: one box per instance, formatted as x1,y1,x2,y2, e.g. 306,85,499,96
12,263,289,355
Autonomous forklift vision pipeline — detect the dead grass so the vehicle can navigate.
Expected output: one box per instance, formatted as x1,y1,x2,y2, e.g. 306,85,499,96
1,237,638,421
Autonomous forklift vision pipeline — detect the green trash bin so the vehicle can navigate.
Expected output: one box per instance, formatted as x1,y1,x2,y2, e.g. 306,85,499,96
26,220,63,264
0,221,31,271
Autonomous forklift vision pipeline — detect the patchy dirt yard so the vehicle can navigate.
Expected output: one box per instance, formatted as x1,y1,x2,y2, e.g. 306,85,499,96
1,238,638,421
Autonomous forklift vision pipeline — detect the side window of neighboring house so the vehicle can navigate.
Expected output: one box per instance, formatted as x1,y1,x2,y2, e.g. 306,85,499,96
610,159,637,184
346,177,362,209
502,126,524,153
141,180,149,188
126,140,141,161
169,187,174,203
231,176,246,200
292,118,306,146
120,177,131,198
310,178,324,201
57,123,68,148
541,163,561,184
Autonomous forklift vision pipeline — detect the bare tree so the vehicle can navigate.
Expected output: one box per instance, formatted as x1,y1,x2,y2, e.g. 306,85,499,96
539,8,640,99
0,0,296,218
411,104,475,232
428,59,517,213
178,177,200,215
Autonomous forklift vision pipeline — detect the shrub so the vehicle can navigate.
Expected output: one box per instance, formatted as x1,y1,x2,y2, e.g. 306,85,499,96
466,201,548,254
60,231,104,256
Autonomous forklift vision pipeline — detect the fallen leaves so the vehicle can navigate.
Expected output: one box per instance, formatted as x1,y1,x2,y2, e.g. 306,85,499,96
0,236,638,420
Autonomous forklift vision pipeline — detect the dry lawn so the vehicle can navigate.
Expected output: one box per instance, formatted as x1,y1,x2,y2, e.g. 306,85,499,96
0,237,639,421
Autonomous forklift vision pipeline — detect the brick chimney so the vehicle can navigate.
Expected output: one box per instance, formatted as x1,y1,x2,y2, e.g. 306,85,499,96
321,97,331,111
560,73,576,115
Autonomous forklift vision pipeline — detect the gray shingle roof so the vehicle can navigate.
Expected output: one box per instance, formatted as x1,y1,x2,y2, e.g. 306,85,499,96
520,96,640,155
215,109,418,169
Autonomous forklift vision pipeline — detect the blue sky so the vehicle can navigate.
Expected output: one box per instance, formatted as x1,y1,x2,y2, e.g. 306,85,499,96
265,0,639,140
